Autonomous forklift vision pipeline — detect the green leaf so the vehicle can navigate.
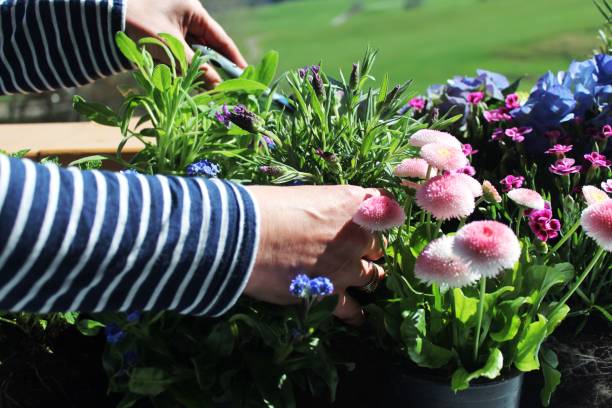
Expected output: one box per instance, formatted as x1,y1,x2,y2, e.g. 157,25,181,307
72,96,119,126
212,78,268,94
240,65,256,80
409,224,430,258
68,155,108,167
306,295,339,327
159,33,187,74
545,304,569,336
400,310,453,369
151,64,173,91
540,348,561,407
255,50,279,85
515,314,548,371
76,319,105,336
490,297,530,342
58,312,79,325
128,367,174,396
453,288,478,325
115,32,143,66
451,348,504,391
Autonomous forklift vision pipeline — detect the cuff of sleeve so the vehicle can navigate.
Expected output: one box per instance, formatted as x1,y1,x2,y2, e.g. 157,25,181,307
208,182,260,317
111,0,133,70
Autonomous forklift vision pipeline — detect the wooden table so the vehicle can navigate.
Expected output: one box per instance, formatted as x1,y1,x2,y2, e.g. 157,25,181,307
0,121,142,169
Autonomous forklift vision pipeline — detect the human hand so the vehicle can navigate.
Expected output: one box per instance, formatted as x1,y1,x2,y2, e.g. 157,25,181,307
125,0,248,86
244,185,387,325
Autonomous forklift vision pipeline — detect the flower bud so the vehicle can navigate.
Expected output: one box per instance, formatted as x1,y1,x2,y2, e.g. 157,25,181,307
350,63,360,91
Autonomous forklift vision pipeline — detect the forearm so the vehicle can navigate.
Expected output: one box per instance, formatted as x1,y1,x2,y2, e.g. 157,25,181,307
0,156,259,316
0,0,131,95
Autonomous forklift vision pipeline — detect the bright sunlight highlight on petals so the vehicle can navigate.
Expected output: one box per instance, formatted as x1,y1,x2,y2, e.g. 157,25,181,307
581,199,612,252
415,236,478,288
507,188,545,210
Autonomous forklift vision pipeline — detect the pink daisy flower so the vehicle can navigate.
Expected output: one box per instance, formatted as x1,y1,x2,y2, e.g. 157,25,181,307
353,196,406,231
467,91,485,105
393,158,431,179
414,236,478,288
416,174,475,220
455,173,483,198
454,221,521,277
505,93,521,110
581,199,612,251
582,186,609,206
602,179,612,194
507,188,545,210
409,129,463,149
482,181,502,204
420,143,469,171
545,144,573,156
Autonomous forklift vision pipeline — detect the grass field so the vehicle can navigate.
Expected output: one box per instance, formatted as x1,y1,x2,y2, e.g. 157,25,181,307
217,0,602,93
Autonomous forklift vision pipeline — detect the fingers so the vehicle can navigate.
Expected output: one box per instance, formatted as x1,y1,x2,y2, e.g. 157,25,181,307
200,63,222,88
339,259,385,288
333,290,365,325
363,234,385,260
190,8,248,68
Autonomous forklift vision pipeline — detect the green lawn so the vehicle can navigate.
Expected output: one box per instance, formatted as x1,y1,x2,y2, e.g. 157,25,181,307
217,0,602,93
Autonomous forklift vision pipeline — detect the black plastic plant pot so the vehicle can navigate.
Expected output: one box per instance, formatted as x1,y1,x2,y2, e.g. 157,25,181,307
388,371,524,408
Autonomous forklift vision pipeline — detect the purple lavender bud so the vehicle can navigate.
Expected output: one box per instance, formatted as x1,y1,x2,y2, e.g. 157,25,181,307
228,104,265,133
261,135,276,150
298,67,309,78
350,63,360,91
310,65,321,75
315,148,338,163
259,165,284,177
215,105,232,128
311,72,325,98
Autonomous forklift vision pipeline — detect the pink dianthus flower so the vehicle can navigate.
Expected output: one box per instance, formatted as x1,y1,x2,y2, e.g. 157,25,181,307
500,175,525,192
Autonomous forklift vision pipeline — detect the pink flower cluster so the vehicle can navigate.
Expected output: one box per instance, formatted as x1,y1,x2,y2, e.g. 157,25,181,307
584,152,611,168
467,91,484,105
484,108,512,123
408,97,426,113
525,202,561,242
504,127,533,143
500,175,524,192
505,93,521,110
545,144,573,156
549,158,582,175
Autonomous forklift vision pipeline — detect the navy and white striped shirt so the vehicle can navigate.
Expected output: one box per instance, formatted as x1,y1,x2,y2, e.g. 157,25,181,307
0,1,260,316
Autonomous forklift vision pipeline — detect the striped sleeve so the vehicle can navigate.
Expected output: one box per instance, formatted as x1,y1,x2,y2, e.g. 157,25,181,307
0,0,131,95
0,156,260,316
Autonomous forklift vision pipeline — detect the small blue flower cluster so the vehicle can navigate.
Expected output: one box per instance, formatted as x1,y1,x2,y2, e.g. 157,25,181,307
104,323,126,344
289,274,334,298
186,159,221,178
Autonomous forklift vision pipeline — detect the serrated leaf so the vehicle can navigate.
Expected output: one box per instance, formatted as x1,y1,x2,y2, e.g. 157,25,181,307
451,348,504,391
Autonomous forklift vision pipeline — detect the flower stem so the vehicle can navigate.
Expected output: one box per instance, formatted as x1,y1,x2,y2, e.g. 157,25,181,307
515,208,524,237
546,247,605,329
543,217,581,262
473,276,487,362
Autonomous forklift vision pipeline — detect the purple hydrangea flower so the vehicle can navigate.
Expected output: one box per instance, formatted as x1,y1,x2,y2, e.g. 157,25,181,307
186,160,221,177
500,175,525,192
289,274,311,298
549,158,582,175
584,152,611,168
309,276,334,297
104,323,125,344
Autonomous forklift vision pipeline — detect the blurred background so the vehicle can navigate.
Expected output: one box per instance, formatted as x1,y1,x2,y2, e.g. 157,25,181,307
0,0,602,123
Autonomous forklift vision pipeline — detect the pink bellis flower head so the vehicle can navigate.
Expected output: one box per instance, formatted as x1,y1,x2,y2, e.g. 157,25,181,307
527,203,561,242
393,158,432,179
504,127,533,143
414,236,479,288
408,97,427,113
482,180,502,204
584,152,611,168
549,158,582,175
581,199,612,251
416,174,476,220
467,91,485,105
505,93,521,110
454,173,483,198
507,188,545,210
420,143,469,172
602,179,612,194
500,175,525,192
583,186,610,206
353,196,406,232
409,129,463,150
545,144,573,156
454,221,521,278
